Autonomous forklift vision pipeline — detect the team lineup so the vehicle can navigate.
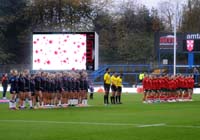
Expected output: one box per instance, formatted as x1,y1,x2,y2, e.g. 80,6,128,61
6,67,123,110
8,69,89,109
5,67,195,109
142,74,194,103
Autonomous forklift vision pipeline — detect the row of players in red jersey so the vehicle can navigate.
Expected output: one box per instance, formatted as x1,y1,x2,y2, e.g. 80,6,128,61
142,74,194,103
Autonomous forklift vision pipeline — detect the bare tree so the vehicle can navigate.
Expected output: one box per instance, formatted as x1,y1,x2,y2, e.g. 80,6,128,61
181,0,200,32
158,0,183,32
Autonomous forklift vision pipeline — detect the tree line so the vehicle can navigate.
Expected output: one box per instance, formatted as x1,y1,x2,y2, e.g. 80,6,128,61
0,0,199,65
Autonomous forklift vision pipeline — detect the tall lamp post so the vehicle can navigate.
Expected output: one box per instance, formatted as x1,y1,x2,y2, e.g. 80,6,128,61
173,1,178,76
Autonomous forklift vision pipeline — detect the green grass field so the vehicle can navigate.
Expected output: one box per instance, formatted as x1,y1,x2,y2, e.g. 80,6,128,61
1,93,200,140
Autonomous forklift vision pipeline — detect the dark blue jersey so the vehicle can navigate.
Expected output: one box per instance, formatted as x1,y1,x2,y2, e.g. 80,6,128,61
67,78,72,92
62,76,68,91
80,78,84,90
40,77,47,92
55,77,63,92
30,79,35,93
18,76,25,92
83,78,89,92
71,78,76,92
46,78,51,92
9,76,19,93
35,76,41,91
24,76,30,92
50,79,56,93
75,79,80,92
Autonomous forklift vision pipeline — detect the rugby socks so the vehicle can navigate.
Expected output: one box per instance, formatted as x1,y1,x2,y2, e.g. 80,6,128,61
115,96,118,104
110,96,115,104
115,95,121,104
119,95,121,103
110,96,113,104
75,99,78,105
37,102,40,107
72,99,75,105
9,100,13,108
104,95,106,104
23,100,26,108
113,96,116,104
29,100,33,107
90,93,93,99
68,99,71,105
13,101,16,108
104,95,109,104
106,95,109,104
83,99,88,105
41,101,44,107
36,97,39,103
82,99,85,105
58,100,61,106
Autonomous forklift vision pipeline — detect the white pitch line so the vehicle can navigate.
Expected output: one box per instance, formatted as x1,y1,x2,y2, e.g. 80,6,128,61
0,120,200,129
0,120,140,126
165,125,200,129
137,123,166,128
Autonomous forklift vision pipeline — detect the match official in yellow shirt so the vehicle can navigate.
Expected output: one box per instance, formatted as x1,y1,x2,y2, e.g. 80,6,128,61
103,68,111,105
116,73,123,104
111,73,118,104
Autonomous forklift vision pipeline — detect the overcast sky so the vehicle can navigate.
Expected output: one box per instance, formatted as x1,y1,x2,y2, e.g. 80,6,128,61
140,0,186,9
140,0,161,8
113,0,187,9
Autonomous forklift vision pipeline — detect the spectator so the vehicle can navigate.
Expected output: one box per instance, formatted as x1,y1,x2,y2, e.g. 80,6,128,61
89,81,94,99
1,73,8,99
139,72,145,83
193,67,199,84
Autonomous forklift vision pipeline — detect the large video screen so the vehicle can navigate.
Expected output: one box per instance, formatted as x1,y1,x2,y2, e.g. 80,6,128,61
32,33,86,70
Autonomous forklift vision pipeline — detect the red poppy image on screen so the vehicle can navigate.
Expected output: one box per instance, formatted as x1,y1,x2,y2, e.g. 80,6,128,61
32,34,86,70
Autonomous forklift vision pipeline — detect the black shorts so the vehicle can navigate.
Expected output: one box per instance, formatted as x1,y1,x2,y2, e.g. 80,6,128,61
170,89,176,92
163,88,169,92
24,87,30,92
182,88,188,92
10,90,16,94
10,88,18,94
104,84,110,92
19,90,25,93
111,85,117,92
117,86,122,93
31,92,35,96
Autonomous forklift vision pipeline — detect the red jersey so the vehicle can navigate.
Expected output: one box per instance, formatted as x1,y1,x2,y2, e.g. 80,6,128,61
188,78,194,89
178,77,185,88
157,78,162,90
184,78,189,88
169,79,177,90
176,77,181,88
159,78,165,89
152,79,158,90
164,77,169,89
142,77,148,90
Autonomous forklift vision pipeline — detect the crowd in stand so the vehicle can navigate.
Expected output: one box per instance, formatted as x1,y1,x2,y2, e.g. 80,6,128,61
142,74,194,103
7,69,89,110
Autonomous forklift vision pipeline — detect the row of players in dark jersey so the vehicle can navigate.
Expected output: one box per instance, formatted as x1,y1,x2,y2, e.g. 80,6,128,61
142,74,194,103
9,69,89,109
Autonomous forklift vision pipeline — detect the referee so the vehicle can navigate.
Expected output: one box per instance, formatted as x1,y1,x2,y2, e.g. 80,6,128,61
103,68,111,105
